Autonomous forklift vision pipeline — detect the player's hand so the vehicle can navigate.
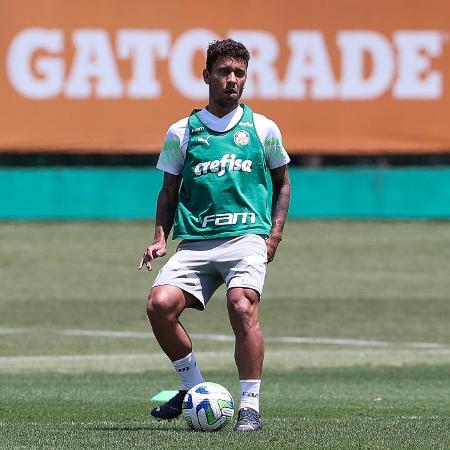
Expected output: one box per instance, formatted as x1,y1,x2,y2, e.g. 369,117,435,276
266,235,281,263
138,243,167,271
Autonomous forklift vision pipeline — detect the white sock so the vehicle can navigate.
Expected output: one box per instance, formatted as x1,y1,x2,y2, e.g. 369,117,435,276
239,379,261,413
171,352,204,391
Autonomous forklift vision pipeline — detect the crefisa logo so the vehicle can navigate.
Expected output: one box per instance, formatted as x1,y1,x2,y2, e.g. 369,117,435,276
234,130,250,146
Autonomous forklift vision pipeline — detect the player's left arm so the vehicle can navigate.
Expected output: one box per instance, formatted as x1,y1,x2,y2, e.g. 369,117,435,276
267,164,291,263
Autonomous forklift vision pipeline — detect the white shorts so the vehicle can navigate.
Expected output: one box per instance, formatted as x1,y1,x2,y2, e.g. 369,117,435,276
152,234,268,310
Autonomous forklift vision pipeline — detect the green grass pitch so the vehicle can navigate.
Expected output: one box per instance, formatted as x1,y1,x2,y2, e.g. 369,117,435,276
0,221,449,449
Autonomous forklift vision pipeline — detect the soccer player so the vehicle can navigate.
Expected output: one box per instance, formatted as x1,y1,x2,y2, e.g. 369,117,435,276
139,39,291,432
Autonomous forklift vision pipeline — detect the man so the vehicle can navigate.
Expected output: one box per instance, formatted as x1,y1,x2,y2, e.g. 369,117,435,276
139,39,290,432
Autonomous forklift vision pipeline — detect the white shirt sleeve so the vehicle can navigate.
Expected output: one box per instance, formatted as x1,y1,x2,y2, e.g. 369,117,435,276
253,113,290,169
156,111,290,174
156,117,189,175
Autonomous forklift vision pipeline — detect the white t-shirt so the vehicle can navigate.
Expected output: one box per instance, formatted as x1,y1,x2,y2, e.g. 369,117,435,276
157,105,290,175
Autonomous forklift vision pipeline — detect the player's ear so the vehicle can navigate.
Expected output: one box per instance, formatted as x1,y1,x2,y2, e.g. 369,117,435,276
203,68,210,85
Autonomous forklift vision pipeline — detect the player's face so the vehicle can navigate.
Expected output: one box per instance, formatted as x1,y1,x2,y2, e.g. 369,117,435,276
203,56,247,110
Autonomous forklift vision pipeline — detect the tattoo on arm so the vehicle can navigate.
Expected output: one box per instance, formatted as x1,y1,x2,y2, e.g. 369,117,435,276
270,166,291,241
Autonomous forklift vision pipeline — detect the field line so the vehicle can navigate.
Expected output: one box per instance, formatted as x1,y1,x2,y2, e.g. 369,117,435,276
0,351,227,363
59,329,450,349
1,327,449,350
0,353,153,363
0,328,28,335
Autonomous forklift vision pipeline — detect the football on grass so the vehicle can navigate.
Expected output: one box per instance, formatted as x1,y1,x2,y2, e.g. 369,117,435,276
182,382,234,432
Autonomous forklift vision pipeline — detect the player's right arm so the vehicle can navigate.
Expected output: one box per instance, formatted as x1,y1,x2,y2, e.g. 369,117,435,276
139,172,181,271
139,118,188,271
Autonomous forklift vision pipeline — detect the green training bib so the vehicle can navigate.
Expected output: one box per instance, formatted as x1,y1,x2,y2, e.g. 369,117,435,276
173,104,272,240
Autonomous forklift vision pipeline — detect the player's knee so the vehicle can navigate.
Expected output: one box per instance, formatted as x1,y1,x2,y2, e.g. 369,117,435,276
227,289,259,324
146,289,177,320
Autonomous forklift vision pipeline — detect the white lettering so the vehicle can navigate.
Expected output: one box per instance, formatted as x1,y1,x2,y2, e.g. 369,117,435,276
169,28,218,99
194,163,203,176
233,212,257,224
6,27,445,102
192,155,254,176
393,31,443,99
202,213,231,227
117,30,170,98
202,161,210,173
218,154,230,177
202,212,256,228
202,214,216,228
241,160,252,172
7,28,64,99
230,30,280,98
65,30,123,98
282,31,337,99
228,154,236,170
209,160,220,172
234,159,242,170
338,31,394,99
215,213,234,226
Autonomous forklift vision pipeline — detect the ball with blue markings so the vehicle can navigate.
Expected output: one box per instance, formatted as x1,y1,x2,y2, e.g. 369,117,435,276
182,382,234,432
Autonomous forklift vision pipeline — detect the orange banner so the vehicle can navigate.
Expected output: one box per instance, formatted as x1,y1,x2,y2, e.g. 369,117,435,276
1,0,449,154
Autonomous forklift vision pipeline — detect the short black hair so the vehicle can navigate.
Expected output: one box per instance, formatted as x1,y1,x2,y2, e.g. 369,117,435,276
206,39,250,72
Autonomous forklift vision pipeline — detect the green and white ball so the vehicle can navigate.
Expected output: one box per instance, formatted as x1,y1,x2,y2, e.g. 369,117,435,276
182,382,234,432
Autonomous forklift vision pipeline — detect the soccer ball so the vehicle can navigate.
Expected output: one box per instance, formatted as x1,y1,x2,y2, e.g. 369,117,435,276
182,382,234,432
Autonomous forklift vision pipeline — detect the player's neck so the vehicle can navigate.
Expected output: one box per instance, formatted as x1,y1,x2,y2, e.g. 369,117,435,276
206,102,239,119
